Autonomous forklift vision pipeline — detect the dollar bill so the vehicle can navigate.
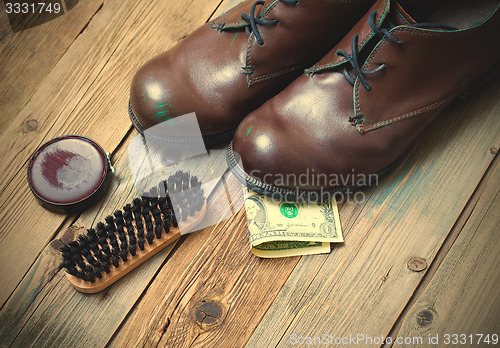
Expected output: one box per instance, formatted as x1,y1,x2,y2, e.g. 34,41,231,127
244,189,343,258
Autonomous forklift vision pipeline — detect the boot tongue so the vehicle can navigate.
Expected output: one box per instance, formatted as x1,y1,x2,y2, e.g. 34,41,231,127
387,1,417,26
307,0,397,74
307,0,457,75
344,2,417,77
362,2,418,56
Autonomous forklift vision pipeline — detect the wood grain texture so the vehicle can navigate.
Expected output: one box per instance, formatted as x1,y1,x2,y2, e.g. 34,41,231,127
110,161,368,348
212,0,245,17
0,3,10,37
0,0,104,134
0,144,179,347
0,0,224,307
110,171,302,348
0,0,499,346
384,136,500,341
0,143,233,347
0,139,173,347
396,157,499,343
245,79,500,347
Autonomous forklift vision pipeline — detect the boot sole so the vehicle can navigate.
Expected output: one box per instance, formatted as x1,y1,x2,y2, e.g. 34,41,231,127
226,140,403,202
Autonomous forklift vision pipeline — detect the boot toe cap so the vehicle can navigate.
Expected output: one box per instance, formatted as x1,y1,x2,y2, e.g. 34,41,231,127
130,58,184,130
232,113,313,191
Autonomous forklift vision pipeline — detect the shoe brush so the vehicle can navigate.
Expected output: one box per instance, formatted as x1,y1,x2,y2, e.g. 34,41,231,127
61,170,207,293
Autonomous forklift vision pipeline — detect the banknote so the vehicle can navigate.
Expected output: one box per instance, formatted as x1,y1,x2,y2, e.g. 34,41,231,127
244,189,343,258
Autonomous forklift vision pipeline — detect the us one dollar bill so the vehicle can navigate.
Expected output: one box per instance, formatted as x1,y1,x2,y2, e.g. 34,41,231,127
244,189,343,258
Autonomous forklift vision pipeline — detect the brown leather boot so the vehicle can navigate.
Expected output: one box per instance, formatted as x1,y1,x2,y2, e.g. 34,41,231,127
129,0,375,145
229,0,500,201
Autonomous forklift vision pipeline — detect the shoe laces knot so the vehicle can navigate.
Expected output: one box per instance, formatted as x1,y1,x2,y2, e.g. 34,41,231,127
219,0,298,46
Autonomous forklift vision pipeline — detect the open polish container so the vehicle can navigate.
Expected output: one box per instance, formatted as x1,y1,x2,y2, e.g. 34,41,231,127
27,135,114,213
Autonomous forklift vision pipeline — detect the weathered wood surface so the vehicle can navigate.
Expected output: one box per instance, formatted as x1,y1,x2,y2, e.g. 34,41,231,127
0,144,182,348
0,1,243,345
0,0,498,346
396,157,500,344
0,0,105,134
110,171,297,348
0,0,226,308
0,137,231,347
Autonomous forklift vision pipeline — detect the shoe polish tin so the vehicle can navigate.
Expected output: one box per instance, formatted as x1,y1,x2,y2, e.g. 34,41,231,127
27,135,113,213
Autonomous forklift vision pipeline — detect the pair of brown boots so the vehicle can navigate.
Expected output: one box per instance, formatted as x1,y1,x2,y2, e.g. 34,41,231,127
129,0,500,201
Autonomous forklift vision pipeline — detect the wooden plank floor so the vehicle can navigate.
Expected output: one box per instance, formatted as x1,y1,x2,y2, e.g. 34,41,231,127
0,1,498,347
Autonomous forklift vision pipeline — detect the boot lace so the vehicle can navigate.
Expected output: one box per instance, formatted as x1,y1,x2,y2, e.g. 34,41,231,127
337,10,457,92
219,0,298,46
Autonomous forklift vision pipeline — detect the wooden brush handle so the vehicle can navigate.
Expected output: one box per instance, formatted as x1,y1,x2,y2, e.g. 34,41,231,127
67,203,207,293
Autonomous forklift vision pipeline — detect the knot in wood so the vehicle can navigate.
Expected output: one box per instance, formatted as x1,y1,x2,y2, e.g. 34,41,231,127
416,309,434,327
194,300,223,326
24,119,38,132
407,257,427,272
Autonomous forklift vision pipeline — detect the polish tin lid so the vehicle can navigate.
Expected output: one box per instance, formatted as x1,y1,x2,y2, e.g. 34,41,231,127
27,135,113,213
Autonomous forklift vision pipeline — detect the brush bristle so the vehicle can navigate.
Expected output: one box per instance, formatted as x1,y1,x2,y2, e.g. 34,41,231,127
61,171,205,283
